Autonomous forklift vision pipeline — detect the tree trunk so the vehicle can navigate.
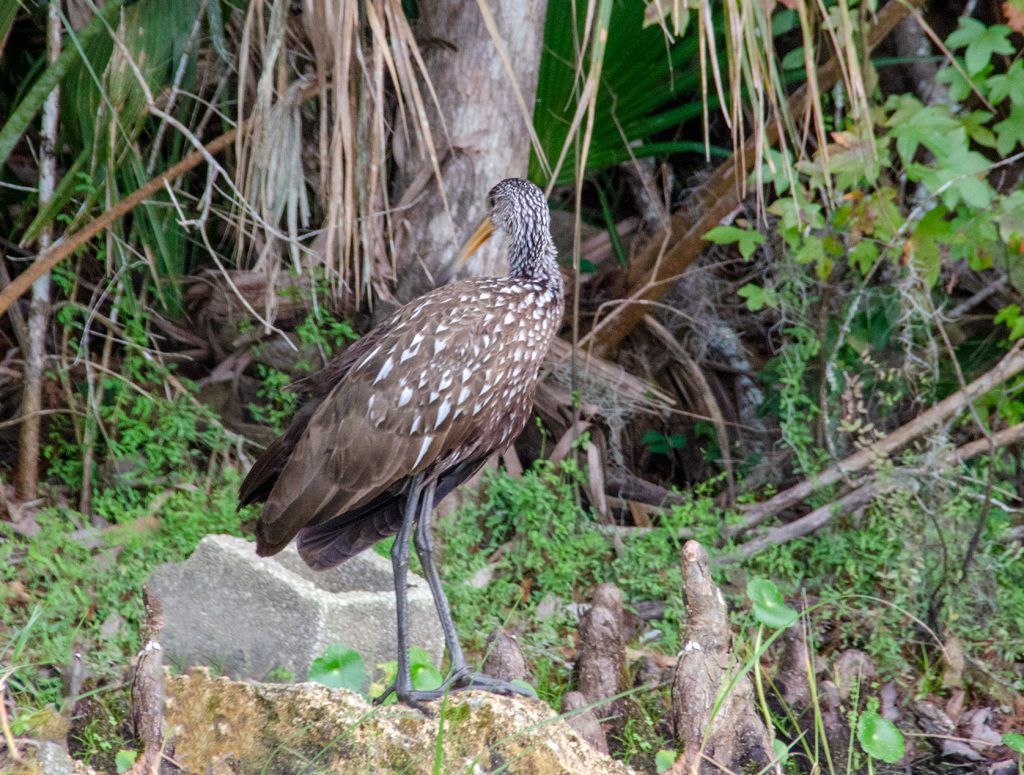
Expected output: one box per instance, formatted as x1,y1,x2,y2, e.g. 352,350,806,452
392,0,546,300
14,0,61,500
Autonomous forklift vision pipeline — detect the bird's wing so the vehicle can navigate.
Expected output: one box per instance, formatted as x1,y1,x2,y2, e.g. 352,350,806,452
256,281,526,556
238,322,395,508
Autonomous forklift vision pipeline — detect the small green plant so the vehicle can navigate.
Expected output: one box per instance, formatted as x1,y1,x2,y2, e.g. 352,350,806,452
654,749,677,773
308,644,367,692
115,749,138,773
370,647,444,704
641,429,687,455
856,709,905,766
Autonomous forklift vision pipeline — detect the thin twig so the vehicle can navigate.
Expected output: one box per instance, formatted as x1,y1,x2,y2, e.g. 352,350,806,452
732,343,1024,535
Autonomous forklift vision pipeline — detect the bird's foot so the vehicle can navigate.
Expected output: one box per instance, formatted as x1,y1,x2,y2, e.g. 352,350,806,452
449,669,537,698
373,682,443,715
375,668,537,712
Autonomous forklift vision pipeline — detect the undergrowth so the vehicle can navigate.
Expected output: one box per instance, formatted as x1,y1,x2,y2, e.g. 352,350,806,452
439,454,1024,714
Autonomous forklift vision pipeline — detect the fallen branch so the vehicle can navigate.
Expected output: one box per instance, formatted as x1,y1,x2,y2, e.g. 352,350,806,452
582,0,927,356
729,420,1024,561
731,344,1024,536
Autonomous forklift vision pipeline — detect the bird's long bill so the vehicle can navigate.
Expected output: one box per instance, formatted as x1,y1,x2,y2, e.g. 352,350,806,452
455,216,495,266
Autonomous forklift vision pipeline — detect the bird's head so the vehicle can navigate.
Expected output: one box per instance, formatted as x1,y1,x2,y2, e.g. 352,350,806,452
457,178,550,267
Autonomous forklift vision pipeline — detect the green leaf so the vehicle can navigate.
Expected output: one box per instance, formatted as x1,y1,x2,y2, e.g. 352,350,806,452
0,0,126,171
746,578,798,629
1004,732,1024,754
771,738,790,766
704,225,766,260
994,104,1024,156
738,283,777,312
987,60,1024,107
642,429,671,455
886,99,963,163
411,662,444,692
910,206,952,287
308,644,366,692
857,710,905,763
849,240,880,275
655,749,678,773
908,146,993,210
115,750,138,774
936,61,991,102
945,18,1015,75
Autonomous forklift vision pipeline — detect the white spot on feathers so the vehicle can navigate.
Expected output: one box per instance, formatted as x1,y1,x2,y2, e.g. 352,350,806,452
398,387,413,407
457,385,471,404
413,436,432,468
373,357,393,384
436,398,451,428
434,339,446,354
400,342,421,363
358,345,382,369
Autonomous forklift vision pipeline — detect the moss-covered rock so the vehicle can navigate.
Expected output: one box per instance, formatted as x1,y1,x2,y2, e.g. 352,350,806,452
165,668,636,774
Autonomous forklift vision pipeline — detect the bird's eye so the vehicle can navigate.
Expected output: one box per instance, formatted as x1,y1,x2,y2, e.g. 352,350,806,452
488,195,496,209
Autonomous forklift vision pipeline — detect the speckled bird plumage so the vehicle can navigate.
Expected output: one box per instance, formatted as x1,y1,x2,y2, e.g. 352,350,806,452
240,179,564,570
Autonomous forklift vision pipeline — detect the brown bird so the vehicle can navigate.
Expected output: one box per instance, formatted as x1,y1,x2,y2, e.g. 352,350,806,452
239,178,563,705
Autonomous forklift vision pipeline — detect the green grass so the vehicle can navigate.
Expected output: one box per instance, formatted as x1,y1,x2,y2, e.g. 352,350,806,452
1,470,249,763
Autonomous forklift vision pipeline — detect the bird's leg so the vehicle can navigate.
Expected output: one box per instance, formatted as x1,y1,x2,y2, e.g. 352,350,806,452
377,473,438,711
412,479,467,675
412,483,536,700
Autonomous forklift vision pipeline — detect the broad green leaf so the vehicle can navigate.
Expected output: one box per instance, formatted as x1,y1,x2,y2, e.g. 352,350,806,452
655,749,677,773
887,101,963,163
857,710,905,763
908,147,993,210
115,750,138,774
937,60,993,103
704,225,766,260
1004,732,1024,754
411,662,443,692
738,283,777,312
308,644,366,692
987,60,1024,106
994,104,1024,156
746,578,798,629
849,240,880,275
945,18,1015,75
960,110,997,148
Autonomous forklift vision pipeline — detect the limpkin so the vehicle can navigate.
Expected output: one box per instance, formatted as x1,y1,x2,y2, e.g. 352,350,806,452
239,178,563,705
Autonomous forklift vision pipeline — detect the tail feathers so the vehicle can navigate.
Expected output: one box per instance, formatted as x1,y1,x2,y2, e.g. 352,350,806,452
293,456,490,570
297,502,404,569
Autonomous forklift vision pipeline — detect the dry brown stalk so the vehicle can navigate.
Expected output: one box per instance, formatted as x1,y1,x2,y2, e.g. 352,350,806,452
581,0,927,357
731,344,1024,536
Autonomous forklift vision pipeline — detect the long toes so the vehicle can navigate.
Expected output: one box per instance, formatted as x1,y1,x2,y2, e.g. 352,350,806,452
454,672,536,698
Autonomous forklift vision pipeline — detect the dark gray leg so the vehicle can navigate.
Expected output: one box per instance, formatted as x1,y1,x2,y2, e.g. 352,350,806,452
377,473,432,710
412,480,536,700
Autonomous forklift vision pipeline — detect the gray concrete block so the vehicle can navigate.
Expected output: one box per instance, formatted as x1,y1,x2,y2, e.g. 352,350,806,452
146,534,442,685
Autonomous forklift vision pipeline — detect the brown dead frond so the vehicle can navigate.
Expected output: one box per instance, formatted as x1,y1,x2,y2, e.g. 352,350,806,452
232,0,448,314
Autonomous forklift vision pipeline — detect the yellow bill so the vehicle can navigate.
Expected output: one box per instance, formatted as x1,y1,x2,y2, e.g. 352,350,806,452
455,216,495,266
